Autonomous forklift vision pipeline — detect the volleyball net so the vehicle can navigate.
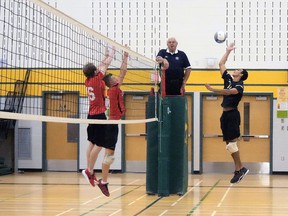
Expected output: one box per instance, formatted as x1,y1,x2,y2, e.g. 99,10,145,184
0,0,159,127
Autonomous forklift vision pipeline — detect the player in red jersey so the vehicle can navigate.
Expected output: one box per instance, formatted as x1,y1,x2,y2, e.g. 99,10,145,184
82,47,115,196
101,47,129,196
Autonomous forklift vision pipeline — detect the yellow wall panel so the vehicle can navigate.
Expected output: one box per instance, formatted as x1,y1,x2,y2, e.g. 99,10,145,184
1,69,287,97
188,70,288,85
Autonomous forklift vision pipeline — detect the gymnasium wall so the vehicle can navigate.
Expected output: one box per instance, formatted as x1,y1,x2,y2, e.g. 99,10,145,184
1,68,284,172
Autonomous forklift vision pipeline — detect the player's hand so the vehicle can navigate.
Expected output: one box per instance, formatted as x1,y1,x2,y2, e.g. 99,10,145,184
104,47,109,57
111,46,116,56
123,44,129,57
156,56,163,63
226,43,235,52
180,84,185,96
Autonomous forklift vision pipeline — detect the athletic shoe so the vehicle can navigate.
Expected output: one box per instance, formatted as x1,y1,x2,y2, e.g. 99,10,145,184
230,170,243,183
97,179,110,197
82,169,97,187
240,167,249,179
230,167,249,184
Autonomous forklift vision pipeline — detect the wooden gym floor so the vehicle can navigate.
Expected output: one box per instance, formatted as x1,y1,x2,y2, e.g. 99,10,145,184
0,172,288,216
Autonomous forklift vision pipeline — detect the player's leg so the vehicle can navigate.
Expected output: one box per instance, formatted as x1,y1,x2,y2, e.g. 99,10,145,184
228,110,242,170
85,142,100,173
97,124,118,197
97,148,114,197
226,140,242,171
101,148,115,183
83,114,106,187
86,142,93,168
222,110,249,183
88,144,102,173
229,146,249,183
82,142,102,187
226,141,244,183
230,146,248,177
82,122,97,187
101,124,118,182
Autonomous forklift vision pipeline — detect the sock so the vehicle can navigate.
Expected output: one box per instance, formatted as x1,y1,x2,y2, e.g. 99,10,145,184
101,180,108,184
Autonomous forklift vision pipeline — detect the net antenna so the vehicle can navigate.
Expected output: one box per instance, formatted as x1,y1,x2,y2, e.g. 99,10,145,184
0,0,159,125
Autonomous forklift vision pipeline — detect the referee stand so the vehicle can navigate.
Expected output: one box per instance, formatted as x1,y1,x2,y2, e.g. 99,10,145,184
146,69,188,196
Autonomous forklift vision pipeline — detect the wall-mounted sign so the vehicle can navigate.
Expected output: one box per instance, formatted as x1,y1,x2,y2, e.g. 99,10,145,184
277,87,288,118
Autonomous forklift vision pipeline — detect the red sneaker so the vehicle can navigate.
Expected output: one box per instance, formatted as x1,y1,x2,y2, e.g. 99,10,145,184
97,179,110,197
82,169,97,187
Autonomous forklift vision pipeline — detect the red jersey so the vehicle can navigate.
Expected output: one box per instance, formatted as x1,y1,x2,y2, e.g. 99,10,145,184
85,71,106,115
107,84,125,120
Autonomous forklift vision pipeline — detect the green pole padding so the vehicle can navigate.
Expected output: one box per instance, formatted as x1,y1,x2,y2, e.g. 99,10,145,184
146,96,158,194
146,95,188,196
158,96,188,196
157,98,171,196
168,97,188,195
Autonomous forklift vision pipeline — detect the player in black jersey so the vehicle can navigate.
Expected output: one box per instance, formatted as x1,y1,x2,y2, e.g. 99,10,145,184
205,43,249,184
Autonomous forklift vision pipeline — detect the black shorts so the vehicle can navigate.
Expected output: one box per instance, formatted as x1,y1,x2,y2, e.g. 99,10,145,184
105,124,119,150
165,78,182,95
220,109,240,141
87,113,106,147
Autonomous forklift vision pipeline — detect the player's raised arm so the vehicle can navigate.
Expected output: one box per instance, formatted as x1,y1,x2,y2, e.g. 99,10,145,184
219,43,235,75
98,46,116,74
118,45,129,86
205,83,239,95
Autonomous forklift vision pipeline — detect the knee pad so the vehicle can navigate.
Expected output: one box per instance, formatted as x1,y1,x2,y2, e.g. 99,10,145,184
226,142,238,154
103,154,115,165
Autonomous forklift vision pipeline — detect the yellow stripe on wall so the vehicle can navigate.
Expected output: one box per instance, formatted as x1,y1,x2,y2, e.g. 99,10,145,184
188,70,288,84
1,69,287,97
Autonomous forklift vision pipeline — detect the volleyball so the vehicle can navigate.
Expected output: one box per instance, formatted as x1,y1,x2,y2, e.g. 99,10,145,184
214,31,227,43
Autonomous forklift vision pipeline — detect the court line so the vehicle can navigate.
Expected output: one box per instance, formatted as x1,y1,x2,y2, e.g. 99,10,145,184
81,178,141,205
159,180,203,215
176,180,203,202
128,194,147,206
55,208,74,216
217,184,232,207
56,178,142,215
211,183,232,215
159,210,168,216
81,194,106,205
81,185,127,205
137,181,204,216
186,179,221,216
133,196,164,216
127,179,141,185
79,185,143,216
128,201,136,206
108,209,122,216
172,180,203,206
136,194,148,200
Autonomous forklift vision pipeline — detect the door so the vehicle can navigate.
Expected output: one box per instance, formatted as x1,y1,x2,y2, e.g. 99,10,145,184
124,93,149,172
124,93,193,173
44,92,79,171
202,93,271,173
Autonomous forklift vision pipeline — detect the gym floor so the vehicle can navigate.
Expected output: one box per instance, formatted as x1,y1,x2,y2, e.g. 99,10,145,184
0,172,287,215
